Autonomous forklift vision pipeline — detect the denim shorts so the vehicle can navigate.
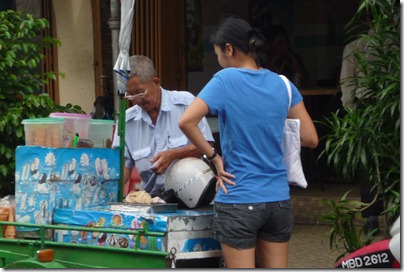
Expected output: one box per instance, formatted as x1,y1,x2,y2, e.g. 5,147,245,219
213,200,292,249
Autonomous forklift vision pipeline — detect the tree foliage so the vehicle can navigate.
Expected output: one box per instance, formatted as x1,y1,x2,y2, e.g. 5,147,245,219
0,10,84,196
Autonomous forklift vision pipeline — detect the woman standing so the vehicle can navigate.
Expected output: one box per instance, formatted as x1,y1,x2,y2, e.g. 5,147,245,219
179,17,318,268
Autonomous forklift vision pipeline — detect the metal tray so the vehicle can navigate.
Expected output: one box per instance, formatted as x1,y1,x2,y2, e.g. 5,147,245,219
108,202,178,214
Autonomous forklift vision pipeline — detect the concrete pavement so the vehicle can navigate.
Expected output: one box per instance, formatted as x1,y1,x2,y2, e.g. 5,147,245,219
288,224,343,268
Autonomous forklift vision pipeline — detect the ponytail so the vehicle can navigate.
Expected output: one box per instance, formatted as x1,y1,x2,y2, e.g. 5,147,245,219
247,29,267,67
210,17,267,67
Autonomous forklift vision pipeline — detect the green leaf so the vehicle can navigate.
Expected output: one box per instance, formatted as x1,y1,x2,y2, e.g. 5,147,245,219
4,56,13,67
28,58,37,68
9,74,17,81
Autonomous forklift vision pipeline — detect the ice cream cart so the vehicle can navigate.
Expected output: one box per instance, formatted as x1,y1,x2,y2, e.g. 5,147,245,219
0,146,222,269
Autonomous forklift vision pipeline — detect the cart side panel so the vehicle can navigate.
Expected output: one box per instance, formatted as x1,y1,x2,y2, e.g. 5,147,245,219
15,146,120,232
167,230,220,252
0,238,169,269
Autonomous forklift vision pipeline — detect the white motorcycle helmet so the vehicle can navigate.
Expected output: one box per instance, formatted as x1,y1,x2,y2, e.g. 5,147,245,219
165,157,216,209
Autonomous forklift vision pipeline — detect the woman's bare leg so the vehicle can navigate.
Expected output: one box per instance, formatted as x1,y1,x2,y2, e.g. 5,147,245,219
221,243,256,268
256,238,289,268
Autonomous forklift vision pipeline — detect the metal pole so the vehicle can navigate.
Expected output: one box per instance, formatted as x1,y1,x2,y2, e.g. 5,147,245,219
117,98,127,202
108,0,126,202
108,0,121,120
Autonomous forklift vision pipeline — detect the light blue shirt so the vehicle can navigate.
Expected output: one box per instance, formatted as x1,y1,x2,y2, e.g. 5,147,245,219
113,87,214,195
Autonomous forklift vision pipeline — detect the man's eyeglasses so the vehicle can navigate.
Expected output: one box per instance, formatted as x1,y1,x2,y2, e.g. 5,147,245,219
124,89,148,100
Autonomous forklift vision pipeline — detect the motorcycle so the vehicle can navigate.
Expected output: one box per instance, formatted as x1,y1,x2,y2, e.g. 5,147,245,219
334,217,400,268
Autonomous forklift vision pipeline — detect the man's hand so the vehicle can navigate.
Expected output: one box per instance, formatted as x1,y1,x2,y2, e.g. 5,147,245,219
149,149,175,175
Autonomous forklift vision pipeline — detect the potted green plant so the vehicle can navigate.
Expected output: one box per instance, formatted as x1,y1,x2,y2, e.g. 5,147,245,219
319,0,400,259
0,10,84,197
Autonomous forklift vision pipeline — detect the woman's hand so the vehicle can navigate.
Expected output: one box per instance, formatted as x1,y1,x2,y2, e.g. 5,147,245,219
211,155,235,193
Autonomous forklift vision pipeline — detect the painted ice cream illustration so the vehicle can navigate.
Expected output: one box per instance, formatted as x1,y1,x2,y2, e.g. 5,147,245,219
22,163,30,180
106,234,120,247
19,193,28,211
68,158,77,180
97,232,107,245
61,163,68,181
95,158,110,180
22,158,40,181
111,214,123,227
72,173,82,195
30,158,40,178
101,159,110,180
92,217,106,238
40,200,47,218
33,200,48,224
34,211,42,224
119,237,129,248
37,173,48,193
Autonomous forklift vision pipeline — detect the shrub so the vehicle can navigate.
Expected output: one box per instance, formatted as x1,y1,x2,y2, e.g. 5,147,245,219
0,10,84,196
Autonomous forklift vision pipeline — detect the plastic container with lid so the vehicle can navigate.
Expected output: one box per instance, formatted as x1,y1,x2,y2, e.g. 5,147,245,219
49,112,91,147
22,118,65,148
88,119,114,148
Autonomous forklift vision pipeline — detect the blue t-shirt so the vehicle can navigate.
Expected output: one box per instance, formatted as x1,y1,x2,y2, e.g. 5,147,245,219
198,68,302,203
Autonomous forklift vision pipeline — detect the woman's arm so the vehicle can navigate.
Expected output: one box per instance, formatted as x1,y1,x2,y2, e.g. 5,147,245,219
179,98,236,193
178,98,214,157
287,101,319,148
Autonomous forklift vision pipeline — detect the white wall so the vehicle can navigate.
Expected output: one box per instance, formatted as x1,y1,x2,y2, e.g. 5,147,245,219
53,0,95,114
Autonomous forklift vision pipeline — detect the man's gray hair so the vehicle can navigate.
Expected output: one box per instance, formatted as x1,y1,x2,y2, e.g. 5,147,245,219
128,55,156,83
